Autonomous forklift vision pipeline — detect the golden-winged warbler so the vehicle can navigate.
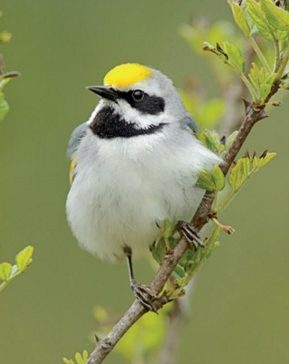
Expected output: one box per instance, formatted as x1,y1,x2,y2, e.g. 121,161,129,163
66,63,220,310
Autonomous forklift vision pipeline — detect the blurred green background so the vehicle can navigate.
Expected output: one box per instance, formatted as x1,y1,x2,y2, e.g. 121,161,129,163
1,0,289,363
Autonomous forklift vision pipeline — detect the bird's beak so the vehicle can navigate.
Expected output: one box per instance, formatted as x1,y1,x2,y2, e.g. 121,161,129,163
86,85,118,102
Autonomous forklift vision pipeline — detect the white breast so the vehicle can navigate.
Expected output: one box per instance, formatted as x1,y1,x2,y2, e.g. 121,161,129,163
66,125,220,261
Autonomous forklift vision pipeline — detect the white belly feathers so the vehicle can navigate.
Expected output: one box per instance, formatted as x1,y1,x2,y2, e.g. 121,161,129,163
66,127,219,261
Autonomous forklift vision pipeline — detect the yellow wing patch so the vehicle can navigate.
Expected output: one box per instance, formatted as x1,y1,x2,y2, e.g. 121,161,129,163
103,63,152,88
69,158,77,185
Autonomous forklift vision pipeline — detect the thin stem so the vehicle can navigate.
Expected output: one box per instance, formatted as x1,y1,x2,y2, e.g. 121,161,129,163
276,50,289,80
218,191,236,213
240,73,258,101
0,281,8,293
273,40,281,72
0,271,22,293
249,37,271,73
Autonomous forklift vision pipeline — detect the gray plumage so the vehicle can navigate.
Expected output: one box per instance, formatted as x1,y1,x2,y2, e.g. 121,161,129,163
67,115,196,160
181,115,197,133
67,122,88,159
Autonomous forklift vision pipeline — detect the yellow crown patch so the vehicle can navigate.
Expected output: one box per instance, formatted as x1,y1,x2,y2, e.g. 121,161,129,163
103,63,152,88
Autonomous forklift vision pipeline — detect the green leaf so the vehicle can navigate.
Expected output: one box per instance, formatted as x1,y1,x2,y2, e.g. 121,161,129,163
229,152,277,192
203,41,227,59
246,0,274,40
197,165,225,192
0,93,9,121
225,130,238,153
75,351,88,364
261,0,289,31
173,264,186,280
75,353,82,364
248,63,275,102
258,151,277,167
229,1,251,36
207,21,238,44
63,350,88,364
0,262,12,281
0,78,11,91
212,165,226,191
229,157,251,191
221,41,245,73
63,359,74,364
162,218,175,239
82,350,88,362
175,226,221,288
198,129,225,154
197,169,216,192
151,238,167,264
15,245,34,272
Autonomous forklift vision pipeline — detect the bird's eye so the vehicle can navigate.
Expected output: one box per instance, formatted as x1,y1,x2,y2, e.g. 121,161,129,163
132,90,144,102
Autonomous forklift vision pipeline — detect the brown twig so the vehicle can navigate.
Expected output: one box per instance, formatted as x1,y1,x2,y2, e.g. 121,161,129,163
192,102,267,231
156,70,248,364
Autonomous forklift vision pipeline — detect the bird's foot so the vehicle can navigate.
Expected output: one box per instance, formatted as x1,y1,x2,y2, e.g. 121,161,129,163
130,279,158,313
177,220,205,250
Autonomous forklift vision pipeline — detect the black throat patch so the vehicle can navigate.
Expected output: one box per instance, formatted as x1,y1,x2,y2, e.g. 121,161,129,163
90,106,167,139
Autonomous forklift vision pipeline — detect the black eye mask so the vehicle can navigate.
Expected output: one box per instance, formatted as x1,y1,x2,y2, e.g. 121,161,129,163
115,90,165,115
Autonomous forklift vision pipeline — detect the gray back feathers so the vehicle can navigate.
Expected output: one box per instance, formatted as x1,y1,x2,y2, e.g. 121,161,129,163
181,115,197,133
67,122,88,159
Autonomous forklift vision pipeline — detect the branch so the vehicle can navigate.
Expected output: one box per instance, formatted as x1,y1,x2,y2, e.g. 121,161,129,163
87,95,275,364
156,66,249,364
81,2,289,362
152,35,285,364
192,102,267,230
86,30,289,361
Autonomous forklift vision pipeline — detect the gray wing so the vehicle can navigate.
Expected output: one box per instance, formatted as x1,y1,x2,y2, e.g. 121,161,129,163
180,115,197,134
67,122,88,159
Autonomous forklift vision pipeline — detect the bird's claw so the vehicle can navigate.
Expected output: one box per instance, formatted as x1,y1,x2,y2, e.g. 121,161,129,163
177,221,205,250
130,280,158,313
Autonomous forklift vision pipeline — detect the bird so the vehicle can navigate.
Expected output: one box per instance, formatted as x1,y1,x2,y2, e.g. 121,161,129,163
66,63,221,310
